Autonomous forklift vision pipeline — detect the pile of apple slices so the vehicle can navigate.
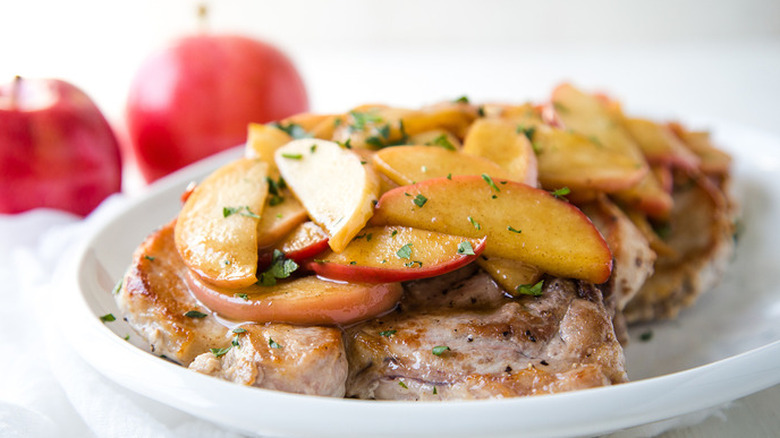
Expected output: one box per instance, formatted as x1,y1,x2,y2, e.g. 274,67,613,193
174,85,724,326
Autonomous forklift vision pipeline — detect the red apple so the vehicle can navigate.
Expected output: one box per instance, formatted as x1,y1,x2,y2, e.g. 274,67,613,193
0,76,122,216
126,34,308,182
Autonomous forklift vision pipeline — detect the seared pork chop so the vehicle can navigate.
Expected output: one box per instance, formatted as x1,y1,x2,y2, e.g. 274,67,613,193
345,269,627,400
117,220,230,365
117,221,349,396
623,174,736,322
189,323,347,396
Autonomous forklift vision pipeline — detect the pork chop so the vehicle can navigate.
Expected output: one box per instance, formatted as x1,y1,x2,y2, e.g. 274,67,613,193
345,269,627,400
117,220,349,396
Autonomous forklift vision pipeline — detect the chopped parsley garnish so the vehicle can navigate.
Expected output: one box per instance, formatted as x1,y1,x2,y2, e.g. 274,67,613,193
234,293,249,301
507,226,522,234
266,176,286,206
349,261,357,265
432,345,450,356
310,144,317,153
349,110,384,132
404,260,423,268
366,136,384,147
413,194,428,207
639,330,653,342
281,152,303,160
391,230,398,237
100,313,116,323
210,347,231,357
257,250,299,286
337,138,353,149
379,329,397,337
517,125,536,142
398,380,408,389
144,255,155,261
270,122,311,139
184,310,208,318
269,338,282,349
446,173,452,180
232,336,240,347
551,187,571,199
457,241,475,256
232,328,247,334
396,243,413,259
112,279,123,295
223,205,260,219
433,386,438,395
468,216,481,230
514,280,544,297
453,96,470,104
481,173,500,192
427,133,456,151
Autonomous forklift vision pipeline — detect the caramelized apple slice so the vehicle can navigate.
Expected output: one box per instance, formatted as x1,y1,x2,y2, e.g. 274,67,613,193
307,226,486,283
622,118,700,170
256,188,309,249
372,145,513,186
551,83,648,166
371,175,612,284
175,158,269,288
407,129,462,150
533,127,646,193
462,118,538,186
275,139,380,252
244,123,293,171
611,171,674,220
259,221,330,269
476,256,543,295
186,273,403,325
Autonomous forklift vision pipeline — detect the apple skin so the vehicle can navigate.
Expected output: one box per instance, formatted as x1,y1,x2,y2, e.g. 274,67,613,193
126,35,308,182
186,272,403,326
0,77,122,216
307,226,487,283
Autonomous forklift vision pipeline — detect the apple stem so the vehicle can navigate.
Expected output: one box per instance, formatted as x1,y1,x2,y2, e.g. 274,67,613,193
197,3,209,33
11,75,21,110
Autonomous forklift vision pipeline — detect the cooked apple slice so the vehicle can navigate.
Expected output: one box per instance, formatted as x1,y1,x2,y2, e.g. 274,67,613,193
256,189,309,249
372,145,513,186
371,175,612,284
275,138,380,252
259,221,330,269
307,226,486,283
476,256,542,295
611,171,673,220
244,123,293,171
622,117,700,170
407,129,462,150
533,126,647,193
668,122,732,175
462,118,538,186
186,273,403,325
175,158,269,288
551,83,648,166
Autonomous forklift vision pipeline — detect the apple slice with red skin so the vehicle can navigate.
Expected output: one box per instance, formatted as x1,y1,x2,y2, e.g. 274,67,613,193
186,272,402,325
258,221,330,270
371,175,612,284
307,226,486,283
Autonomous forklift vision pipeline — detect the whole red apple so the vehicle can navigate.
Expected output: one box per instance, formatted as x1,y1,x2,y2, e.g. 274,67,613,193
126,35,308,183
0,77,122,216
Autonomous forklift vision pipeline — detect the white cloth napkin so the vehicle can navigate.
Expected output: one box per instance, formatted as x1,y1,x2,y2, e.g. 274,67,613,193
0,195,749,438
0,197,245,438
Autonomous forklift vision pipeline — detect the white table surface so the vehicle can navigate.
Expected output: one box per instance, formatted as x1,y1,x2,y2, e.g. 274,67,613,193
1,39,779,437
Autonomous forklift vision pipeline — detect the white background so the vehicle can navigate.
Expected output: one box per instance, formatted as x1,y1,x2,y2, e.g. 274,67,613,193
0,1,778,437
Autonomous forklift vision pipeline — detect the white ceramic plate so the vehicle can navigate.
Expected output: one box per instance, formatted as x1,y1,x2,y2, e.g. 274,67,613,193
65,120,780,438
